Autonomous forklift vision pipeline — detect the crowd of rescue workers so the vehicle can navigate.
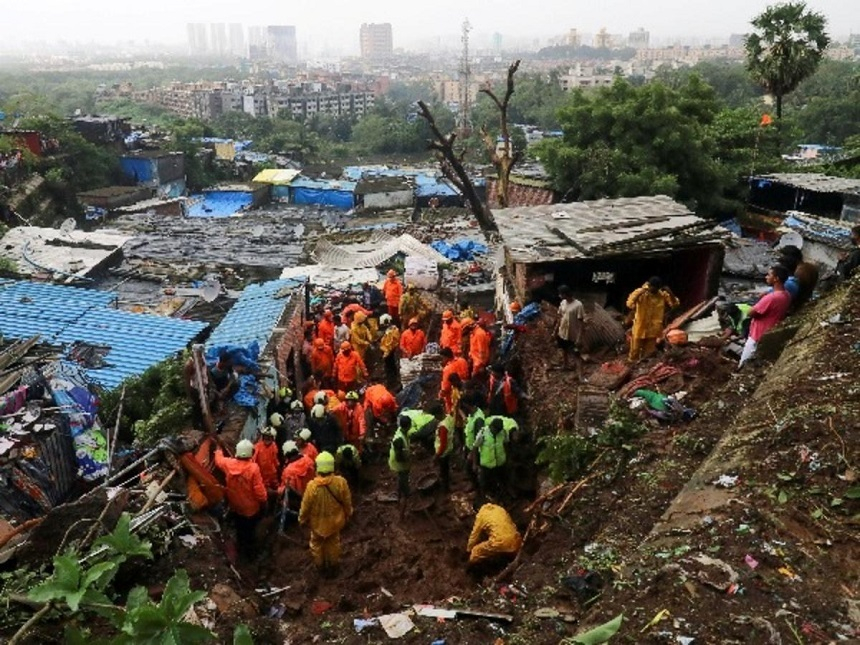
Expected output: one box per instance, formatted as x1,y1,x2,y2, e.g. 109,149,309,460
196,231,860,577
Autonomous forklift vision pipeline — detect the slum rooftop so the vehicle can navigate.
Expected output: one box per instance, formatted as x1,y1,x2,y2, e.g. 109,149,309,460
752,173,860,195
494,195,722,264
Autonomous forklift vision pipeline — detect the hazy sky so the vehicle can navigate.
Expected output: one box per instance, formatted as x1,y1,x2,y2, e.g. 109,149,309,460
3,0,856,52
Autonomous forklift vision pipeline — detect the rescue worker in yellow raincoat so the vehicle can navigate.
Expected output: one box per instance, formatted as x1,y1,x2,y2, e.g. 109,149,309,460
299,451,353,574
466,503,522,569
349,311,374,361
625,276,679,362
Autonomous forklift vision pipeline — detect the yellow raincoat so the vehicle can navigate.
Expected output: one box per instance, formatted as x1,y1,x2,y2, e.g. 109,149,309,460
350,321,374,360
379,326,400,359
626,283,679,361
466,503,522,565
299,474,353,569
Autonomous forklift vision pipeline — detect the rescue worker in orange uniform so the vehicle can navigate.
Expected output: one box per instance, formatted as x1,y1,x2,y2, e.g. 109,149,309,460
333,341,368,393
466,503,523,570
335,391,367,451
252,426,281,495
468,318,492,377
299,451,353,575
440,310,463,356
309,337,335,385
400,318,427,358
296,428,318,462
317,309,336,349
279,440,316,499
439,347,469,414
214,438,268,559
382,269,404,323
487,364,525,417
363,382,399,446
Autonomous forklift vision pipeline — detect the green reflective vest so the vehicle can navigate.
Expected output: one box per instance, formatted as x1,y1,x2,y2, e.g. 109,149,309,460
476,426,508,469
434,414,454,457
388,428,410,472
484,415,518,436
401,409,435,438
464,409,486,451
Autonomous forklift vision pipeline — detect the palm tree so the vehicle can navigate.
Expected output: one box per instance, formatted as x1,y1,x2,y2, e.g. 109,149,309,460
745,1,830,119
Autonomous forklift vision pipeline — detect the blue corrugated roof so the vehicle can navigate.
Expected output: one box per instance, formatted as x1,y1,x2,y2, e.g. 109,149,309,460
0,280,207,390
206,278,304,351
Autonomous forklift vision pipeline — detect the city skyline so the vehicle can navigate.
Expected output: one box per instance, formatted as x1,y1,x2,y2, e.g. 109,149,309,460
1,0,856,55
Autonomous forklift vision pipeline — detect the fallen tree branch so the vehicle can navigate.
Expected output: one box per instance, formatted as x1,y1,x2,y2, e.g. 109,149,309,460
7,601,53,645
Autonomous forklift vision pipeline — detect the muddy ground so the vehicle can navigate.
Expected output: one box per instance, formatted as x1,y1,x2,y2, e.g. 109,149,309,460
2,272,859,643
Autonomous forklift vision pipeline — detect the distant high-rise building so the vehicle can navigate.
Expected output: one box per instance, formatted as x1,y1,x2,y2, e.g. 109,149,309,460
229,24,245,57
628,28,650,49
567,29,581,47
594,28,610,49
492,32,503,52
360,23,393,60
210,23,228,56
267,25,298,63
186,23,209,55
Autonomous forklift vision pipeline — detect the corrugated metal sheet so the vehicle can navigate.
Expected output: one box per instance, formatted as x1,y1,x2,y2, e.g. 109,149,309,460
313,232,449,269
55,309,207,390
494,195,721,264
782,211,854,250
0,280,207,390
752,173,860,195
206,278,305,351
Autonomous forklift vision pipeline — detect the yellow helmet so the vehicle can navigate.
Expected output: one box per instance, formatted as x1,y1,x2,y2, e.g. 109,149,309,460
354,311,367,323
316,451,335,474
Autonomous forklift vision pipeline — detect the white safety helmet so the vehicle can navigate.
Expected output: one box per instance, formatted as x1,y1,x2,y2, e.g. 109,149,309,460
380,313,392,326
282,440,299,456
290,400,304,412
235,439,254,459
262,426,278,438
311,403,326,419
313,391,329,405
298,428,312,441
269,412,284,428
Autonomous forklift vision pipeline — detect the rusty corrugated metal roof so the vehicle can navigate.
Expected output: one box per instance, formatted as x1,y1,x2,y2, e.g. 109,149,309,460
494,195,721,264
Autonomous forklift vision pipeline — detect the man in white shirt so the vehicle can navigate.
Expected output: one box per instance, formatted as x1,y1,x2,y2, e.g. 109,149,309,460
555,285,586,381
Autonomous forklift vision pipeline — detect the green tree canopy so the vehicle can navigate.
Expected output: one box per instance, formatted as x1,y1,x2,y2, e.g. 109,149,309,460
536,76,740,216
744,1,830,119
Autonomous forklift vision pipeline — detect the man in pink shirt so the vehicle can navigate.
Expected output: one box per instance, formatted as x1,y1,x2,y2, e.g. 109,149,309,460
738,265,791,369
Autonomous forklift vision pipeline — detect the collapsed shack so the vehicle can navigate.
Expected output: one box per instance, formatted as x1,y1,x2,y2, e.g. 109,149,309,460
748,173,860,223
492,195,726,312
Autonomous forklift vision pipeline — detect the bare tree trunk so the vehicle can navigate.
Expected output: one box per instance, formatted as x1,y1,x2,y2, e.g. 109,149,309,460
479,60,521,208
416,101,498,233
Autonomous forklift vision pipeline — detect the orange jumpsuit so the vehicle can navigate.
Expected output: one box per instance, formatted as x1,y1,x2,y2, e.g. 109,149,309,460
440,357,469,412
440,319,463,356
279,454,316,496
333,351,367,392
317,316,335,349
310,343,335,379
364,384,398,422
335,401,367,447
382,277,404,318
252,439,280,489
214,450,267,518
469,325,492,376
400,328,427,358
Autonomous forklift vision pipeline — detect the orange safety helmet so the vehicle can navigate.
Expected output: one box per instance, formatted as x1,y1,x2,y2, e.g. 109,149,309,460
313,337,325,348
510,301,522,313
666,329,688,346
340,341,352,351
441,310,454,321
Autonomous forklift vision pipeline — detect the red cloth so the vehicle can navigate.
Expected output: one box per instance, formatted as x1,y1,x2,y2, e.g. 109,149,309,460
214,450,267,517
252,440,280,488
279,454,316,495
400,328,427,357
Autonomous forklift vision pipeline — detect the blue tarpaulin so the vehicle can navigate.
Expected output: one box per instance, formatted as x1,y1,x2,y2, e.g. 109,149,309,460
430,239,488,261
205,342,261,408
119,157,154,183
187,191,254,218
291,177,356,210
